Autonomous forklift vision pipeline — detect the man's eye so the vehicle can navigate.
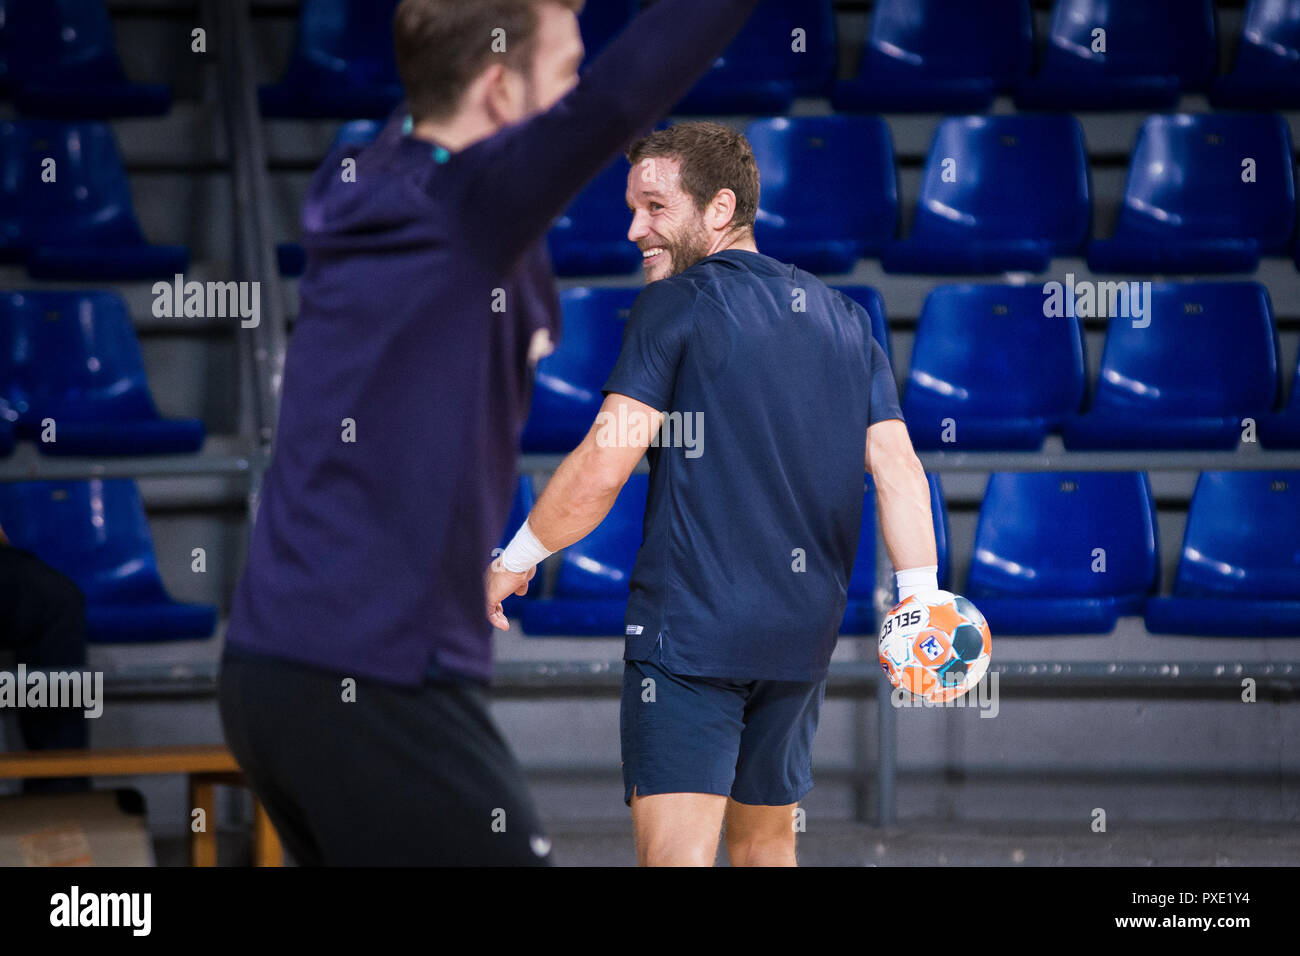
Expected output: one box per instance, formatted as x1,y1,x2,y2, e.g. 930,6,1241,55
649,203,663,212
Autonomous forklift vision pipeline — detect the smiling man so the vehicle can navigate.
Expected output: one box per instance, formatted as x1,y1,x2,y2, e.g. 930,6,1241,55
487,122,940,866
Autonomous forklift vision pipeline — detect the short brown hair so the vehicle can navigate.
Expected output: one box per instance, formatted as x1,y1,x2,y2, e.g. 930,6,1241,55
394,0,584,122
627,122,760,234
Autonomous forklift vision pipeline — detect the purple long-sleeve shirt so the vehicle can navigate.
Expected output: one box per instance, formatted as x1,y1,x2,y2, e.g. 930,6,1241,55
225,0,760,685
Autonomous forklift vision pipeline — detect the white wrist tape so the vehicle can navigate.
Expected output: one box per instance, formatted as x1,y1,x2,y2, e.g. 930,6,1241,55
895,565,938,602
500,519,553,573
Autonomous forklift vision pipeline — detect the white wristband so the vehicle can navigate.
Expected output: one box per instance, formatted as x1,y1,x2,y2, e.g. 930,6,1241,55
500,519,553,573
895,565,938,602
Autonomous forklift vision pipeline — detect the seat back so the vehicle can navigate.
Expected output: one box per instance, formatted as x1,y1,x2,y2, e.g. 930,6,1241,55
292,0,402,87
0,480,168,603
906,284,1086,418
1114,113,1296,249
690,0,836,94
1174,471,1300,599
6,0,126,83
1040,0,1215,87
911,115,1090,250
1090,282,1278,417
3,291,158,425
866,0,1031,83
0,120,143,248
968,472,1158,598
554,474,648,598
522,288,636,451
551,158,633,243
1233,0,1300,73
748,116,897,250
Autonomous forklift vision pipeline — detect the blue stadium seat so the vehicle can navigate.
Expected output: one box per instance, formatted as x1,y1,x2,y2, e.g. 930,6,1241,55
830,286,893,364
521,288,635,453
1144,472,1300,636
1088,113,1296,274
1211,0,1300,109
0,480,217,643
841,473,950,635
882,115,1091,274
966,472,1159,635
833,0,1031,112
4,0,172,117
747,116,897,275
278,119,385,277
260,0,403,118
578,0,639,68
1260,352,1300,448
496,476,536,617
547,158,641,277
0,291,205,456
673,0,836,114
1062,283,1278,451
519,474,647,637
1015,0,1216,110
902,285,1086,451
0,121,188,280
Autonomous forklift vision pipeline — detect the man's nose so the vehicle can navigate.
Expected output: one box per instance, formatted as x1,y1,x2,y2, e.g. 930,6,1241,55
627,210,650,243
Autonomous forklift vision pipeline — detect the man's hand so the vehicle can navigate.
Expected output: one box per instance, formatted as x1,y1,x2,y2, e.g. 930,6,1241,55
485,557,536,631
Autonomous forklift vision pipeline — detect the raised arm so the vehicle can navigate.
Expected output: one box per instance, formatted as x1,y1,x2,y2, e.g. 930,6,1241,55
460,0,761,268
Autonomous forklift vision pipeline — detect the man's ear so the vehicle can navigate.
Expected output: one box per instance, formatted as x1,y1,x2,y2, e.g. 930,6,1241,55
706,188,739,232
481,62,522,124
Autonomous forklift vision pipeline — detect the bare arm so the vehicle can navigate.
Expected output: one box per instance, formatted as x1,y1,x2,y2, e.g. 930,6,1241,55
529,393,661,551
866,419,936,574
0,520,7,546
486,392,662,629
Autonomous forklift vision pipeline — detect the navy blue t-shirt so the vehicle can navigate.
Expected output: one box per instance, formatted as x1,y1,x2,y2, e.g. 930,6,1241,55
602,250,903,682
223,0,760,687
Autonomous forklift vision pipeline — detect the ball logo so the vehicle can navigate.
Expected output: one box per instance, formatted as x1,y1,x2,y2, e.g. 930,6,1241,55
912,627,951,663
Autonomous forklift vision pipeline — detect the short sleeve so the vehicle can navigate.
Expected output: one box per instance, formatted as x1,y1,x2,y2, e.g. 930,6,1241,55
868,337,905,426
602,279,698,411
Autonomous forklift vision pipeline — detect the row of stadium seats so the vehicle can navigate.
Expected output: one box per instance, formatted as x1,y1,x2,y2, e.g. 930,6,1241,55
527,284,1300,454
6,279,1296,460
514,469,1300,639
5,1,1296,122
255,0,1300,119
9,467,1291,644
555,112,1299,277
5,111,1294,282
282,112,1300,279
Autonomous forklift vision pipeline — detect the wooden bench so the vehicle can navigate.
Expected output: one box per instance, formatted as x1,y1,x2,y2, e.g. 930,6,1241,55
0,745,282,866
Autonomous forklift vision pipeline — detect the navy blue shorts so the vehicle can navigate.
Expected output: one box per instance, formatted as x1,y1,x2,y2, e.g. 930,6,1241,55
619,657,827,807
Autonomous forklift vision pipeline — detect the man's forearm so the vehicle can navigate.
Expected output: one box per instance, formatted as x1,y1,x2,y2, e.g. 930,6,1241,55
875,453,937,574
527,442,629,553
